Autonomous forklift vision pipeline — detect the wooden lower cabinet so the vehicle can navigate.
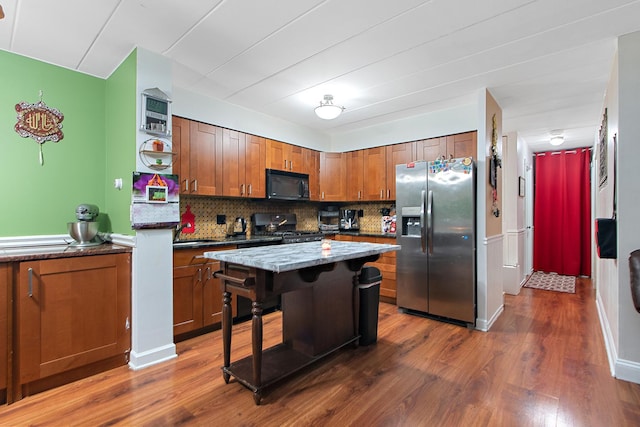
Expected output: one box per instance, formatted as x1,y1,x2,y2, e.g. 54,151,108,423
0,264,9,404
15,253,131,400
334,235,397,303
173,246,234,339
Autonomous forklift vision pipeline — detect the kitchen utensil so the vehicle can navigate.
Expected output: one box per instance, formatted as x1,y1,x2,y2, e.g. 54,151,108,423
75,204,99,221
266,218,287,232
68,221,99,244
69,203,103,247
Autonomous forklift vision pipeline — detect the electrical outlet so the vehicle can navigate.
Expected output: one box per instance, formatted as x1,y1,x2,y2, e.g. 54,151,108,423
217,214,226,224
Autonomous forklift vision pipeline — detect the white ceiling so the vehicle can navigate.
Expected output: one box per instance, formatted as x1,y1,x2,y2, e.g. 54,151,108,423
2,0,638,152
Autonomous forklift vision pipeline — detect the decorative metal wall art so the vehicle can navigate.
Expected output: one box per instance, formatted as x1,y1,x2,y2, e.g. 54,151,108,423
14,91,64,165
490,113,501,217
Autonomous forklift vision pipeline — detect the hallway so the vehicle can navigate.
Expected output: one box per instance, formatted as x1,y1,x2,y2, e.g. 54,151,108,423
0,278,638,426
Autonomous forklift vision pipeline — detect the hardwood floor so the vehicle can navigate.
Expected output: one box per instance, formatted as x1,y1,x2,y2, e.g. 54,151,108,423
1,277,639,426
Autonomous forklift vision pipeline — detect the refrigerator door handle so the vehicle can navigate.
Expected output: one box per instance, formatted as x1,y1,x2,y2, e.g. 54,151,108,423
427,190,434,255
420,190,427,253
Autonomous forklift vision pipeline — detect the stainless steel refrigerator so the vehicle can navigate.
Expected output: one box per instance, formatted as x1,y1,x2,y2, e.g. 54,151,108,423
395,158,476,326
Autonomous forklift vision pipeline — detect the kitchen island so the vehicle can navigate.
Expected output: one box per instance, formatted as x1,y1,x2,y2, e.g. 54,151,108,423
205,240,399,404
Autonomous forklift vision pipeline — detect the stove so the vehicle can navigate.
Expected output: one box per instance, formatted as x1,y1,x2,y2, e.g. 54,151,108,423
252,213,324,244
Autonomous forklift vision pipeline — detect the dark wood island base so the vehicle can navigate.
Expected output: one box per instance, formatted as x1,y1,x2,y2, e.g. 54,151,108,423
215,253,380,404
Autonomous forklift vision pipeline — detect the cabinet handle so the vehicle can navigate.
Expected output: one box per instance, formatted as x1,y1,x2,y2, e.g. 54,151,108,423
205,266,211,280
358,190,361,200
284,159,287,169
380,190,383,199
193,180,198,193
322,191,325,200
197,268,202,282
240,184,245,196
387,189,391,199
183,179,189,192
28,267,33,297
248,184,252,196
289,160,293,170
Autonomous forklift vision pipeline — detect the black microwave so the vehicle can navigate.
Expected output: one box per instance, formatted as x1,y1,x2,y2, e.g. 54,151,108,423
266,169,310,201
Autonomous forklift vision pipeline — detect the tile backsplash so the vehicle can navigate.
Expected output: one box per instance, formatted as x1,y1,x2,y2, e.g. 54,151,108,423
178,196,396,239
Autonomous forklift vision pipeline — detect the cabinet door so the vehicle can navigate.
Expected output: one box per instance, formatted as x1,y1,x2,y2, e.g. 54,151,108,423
266,139,286,171
17,254,131,384
202,261,222,327
172,116,190,193
386,142,414,200
173,264,204,336
189,121,222,195
415,137,446,162
319,152,347,201
221,128,245,197
244,134,266,198
0,264,8,399
363,147,387,201
346,150,364,201
288,144,304,173
304,148,321,201
446,131,477,159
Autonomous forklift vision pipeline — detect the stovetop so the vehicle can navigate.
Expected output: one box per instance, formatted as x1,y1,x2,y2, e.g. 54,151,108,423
251,213,324,243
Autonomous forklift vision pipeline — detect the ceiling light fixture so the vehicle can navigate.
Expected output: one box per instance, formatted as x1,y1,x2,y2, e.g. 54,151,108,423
550,135,564,146
315,94,344,120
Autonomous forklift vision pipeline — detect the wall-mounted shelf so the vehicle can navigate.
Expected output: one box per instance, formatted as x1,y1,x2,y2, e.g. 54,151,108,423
139,138,174,170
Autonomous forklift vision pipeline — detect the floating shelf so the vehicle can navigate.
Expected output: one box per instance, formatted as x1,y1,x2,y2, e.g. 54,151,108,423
139,138,174,170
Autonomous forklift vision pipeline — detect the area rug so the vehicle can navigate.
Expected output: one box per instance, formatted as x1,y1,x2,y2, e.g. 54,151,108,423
523,271,576,294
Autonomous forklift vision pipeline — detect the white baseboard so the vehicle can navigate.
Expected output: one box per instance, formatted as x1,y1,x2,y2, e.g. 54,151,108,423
128,343,177,371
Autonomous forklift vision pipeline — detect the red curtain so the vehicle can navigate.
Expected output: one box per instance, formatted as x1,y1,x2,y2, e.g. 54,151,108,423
533,148,591,276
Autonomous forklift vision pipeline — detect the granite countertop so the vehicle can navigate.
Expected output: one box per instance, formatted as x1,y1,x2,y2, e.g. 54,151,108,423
336,231,396,238
204,240,400,273
173,235,282,249
0,243,131,263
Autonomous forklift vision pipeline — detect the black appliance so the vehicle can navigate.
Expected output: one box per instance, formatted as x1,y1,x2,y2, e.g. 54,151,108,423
318,208,340,232
266,169,309,201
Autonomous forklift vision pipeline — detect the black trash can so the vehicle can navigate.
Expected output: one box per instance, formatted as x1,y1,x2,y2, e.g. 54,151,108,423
358,266,382,345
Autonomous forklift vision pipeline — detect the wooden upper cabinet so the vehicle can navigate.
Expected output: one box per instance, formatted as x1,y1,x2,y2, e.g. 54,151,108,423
189,121,222,196
221,130,266,198
414,131,477,163
386,142,414,200
221,128,245,197
363,147,387,201
415,136,446,162
171,116,188,185
304,148,321,200
446,131,477,159
244,134,266,198
266,140,304,173
346,150,365,201
319,152,347,201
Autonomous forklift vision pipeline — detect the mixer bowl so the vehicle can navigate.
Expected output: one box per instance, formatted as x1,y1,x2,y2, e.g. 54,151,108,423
68,221,99,243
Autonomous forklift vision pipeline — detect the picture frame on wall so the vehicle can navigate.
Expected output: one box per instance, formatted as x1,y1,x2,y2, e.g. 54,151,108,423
519,176,525,197
599,108,608,189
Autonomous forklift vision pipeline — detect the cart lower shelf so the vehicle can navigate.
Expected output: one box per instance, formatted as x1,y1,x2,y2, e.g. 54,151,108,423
223,336,359,404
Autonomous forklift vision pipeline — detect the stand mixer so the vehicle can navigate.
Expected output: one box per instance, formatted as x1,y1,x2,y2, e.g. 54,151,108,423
68,204,103,247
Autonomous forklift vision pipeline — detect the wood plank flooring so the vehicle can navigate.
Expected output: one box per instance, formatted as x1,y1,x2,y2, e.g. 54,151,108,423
1,277,639,426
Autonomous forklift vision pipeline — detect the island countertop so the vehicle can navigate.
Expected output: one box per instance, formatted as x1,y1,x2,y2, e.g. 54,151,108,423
204,240,400,273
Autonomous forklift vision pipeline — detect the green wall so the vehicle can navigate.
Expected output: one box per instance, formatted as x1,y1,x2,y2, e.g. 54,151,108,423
105,50,136,235
0,49,136,237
